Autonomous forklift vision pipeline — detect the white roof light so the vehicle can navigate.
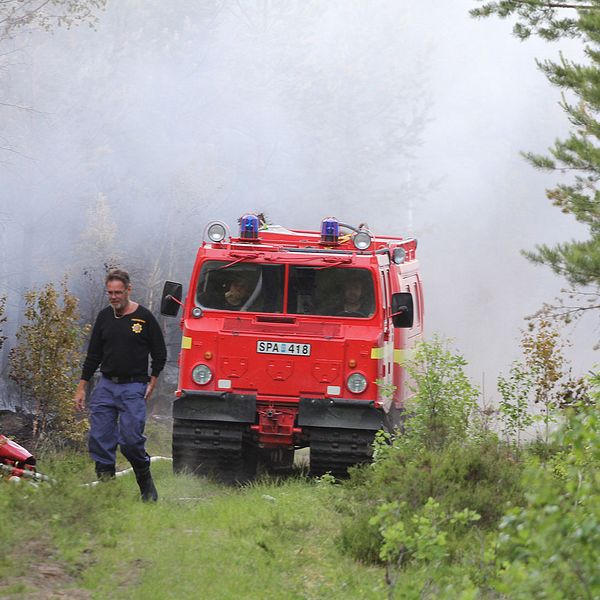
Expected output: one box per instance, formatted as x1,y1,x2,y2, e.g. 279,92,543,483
204,221,229,243
353,231,372,250
393,247,406,264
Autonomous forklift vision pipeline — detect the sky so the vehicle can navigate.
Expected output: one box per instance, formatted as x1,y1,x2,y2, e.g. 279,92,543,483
0,0,597,404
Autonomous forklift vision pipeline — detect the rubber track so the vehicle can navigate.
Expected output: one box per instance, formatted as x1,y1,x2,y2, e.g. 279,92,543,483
172,419,255,484
308,427,375,478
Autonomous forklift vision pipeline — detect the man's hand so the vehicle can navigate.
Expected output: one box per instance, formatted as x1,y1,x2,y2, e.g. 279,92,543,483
73,380,87,411
145,376,158,400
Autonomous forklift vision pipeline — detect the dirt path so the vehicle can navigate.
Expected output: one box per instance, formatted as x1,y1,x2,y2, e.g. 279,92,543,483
0,539,90,599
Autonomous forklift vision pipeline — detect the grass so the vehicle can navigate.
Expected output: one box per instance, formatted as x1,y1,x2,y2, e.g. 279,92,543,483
84,468,383,599
0,424,385,599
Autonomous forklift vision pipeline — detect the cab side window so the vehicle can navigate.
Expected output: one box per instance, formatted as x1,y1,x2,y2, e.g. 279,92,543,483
403,275,422,337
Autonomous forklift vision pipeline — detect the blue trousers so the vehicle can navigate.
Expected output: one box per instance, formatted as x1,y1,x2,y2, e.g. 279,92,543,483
88,377,150,468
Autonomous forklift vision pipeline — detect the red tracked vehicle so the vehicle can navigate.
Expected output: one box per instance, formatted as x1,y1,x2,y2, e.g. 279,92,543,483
161,215,424,481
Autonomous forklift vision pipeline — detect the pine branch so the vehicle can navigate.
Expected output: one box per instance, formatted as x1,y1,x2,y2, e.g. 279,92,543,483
529,302,600,322
493,0,595,9
511,1,594,8
0,100,40,113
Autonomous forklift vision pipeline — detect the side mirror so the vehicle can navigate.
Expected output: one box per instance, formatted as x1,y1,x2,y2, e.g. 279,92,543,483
391,292,414,328
161,281,183,317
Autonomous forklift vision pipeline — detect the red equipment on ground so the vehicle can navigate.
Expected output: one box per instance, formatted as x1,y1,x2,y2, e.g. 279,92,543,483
161,215,424,482
0,434,51,483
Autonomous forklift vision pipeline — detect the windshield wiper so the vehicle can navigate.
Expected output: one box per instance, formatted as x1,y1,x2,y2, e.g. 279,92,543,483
217,254,259,270
315,256,353,270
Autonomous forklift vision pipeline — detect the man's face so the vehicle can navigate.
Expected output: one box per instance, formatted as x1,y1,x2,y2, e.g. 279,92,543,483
106,279,130,311
227,280,250,304
344,280,362,304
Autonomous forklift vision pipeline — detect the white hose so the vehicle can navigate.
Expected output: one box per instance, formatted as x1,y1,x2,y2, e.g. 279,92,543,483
84,456,173,487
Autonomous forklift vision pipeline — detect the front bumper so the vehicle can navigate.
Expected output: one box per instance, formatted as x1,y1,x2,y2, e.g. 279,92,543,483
174,391,383,431
297,397,383,431
174,391,256,422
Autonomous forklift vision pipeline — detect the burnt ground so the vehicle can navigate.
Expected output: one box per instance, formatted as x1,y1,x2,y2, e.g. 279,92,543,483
0,410,34,447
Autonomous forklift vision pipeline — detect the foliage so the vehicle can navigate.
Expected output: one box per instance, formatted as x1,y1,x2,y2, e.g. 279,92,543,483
0,0,107,41
401,336,480,451
372,497,481,566
339,337,528,597
340,334,599,597
73,194,122,327
77,193,119,263
340,438,523,563
522,319,567,403
495,375,600,598
471,1,600,323
339,338,522,576
370,497,481,597
497,360,535,447
522,319,569,441
7,372,600,599
498,319,590,446
0,0,107,161
498,319,569,445
0,295,6,351
471,1,589,41
9,279,89,443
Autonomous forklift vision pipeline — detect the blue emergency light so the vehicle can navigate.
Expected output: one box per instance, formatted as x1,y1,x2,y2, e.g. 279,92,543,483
320,217,340,244
240,214,259,240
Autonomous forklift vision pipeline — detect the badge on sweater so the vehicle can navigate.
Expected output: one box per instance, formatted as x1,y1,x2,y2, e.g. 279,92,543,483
132,322,143,334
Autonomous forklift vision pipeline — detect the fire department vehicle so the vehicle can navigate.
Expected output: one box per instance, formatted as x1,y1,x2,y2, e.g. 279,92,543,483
161,215,423,481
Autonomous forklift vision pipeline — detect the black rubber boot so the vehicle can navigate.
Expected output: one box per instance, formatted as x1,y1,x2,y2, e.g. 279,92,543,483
95,462,116,481
132,462,158,502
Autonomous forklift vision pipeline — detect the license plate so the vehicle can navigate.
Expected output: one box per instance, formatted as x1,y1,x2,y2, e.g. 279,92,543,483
257,340,311,356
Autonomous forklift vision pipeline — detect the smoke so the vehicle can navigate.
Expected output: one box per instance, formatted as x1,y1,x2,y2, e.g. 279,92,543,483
0,0,596,403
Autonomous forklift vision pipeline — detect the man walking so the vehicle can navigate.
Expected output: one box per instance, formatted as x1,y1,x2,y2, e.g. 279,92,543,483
74,269,167,501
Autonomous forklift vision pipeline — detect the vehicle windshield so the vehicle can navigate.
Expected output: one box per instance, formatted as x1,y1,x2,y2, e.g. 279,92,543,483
196,262,375,318
197,261,284,313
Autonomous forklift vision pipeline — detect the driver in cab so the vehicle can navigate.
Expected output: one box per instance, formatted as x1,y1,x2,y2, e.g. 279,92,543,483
335,276,371,317
220,275,252,310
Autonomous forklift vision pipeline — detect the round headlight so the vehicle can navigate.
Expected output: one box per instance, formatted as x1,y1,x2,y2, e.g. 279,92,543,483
207,222,227,243
346,372,368,394
393,247,406,264
191,306,203,318
353,231,372,250
192,364,213,385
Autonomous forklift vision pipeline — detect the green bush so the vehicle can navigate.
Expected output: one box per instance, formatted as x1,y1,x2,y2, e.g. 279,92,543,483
495,392,600,598
339,338,524,568
337,335,600,598
401,335,479,451
339,437,524,565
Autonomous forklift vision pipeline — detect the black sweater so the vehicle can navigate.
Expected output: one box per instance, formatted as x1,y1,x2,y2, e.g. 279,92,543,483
81,305,167,381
